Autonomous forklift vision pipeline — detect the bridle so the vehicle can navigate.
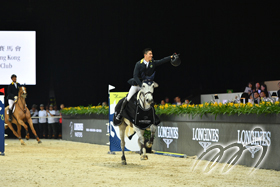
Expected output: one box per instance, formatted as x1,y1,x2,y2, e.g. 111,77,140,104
138,90,153,109
17,88,27,114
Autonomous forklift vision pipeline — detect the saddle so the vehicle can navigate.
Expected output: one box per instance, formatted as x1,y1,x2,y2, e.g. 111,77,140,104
113,92,160,129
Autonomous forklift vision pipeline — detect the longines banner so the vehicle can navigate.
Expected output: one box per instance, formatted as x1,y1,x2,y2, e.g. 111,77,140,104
62,116,108,145
153,119,280,170
109,92,140,152
0,94,5,155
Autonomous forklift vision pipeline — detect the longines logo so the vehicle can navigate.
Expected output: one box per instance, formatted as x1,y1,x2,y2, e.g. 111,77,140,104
192,127,271,174
237,129,271,158
192,128,219,152
158,126,178,148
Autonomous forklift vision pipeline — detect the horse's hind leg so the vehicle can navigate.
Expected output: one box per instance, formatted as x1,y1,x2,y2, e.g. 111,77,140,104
27,118,41,143
6,121,25,145
119,122,127,165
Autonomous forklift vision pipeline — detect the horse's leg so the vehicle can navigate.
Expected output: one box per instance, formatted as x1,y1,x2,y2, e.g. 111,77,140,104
17,119,30,140
6,121,25,145
134,125,147,160
27,118,42,143
146,124,156,149
119,122,127,165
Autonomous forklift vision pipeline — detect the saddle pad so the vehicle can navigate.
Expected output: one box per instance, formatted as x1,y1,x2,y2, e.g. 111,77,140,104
6,106,16,114
113,92,160,127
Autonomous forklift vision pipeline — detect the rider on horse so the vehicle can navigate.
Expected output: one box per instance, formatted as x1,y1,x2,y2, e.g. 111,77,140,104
7,74,20,121
115,48,176,123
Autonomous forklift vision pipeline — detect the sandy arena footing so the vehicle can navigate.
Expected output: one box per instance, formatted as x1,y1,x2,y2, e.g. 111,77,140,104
1,139,279,187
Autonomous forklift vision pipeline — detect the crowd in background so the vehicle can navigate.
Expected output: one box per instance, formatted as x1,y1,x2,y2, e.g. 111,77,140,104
29,103,65,139
243,82,280,104
160,96,190,106
158,82,280,106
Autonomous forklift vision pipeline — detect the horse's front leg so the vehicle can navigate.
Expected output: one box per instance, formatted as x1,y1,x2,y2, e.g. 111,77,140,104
27,118,42,143
17,119,30,140
134,125,147,160
119,122,127,165
146,124,156,148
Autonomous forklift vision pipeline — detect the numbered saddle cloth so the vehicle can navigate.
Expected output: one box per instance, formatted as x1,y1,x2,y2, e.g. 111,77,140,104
113,92,160,128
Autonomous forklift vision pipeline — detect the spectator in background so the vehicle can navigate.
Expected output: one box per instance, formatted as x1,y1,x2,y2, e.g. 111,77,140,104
54,105,60,139
58,104,65,138
277,82,280,99
164,97,170,104
184,99,190,104
261,84,271,97
160,100,165,105
30,104,39,138
38,104,47,138
253,92,260,104
255,82,261,94
174,96,182,105
47,104,57,139
102,102,108,106
260,91,267,101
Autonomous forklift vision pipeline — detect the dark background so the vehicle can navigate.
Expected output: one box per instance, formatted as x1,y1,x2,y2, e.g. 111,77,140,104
1,0,279,107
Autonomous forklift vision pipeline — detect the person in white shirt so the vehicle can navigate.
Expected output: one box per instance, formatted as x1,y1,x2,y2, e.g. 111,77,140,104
30,104,39,138
54,105,60,139
47,104,57,139
38,104,47,138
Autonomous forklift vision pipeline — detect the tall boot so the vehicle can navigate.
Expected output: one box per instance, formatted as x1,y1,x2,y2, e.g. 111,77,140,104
116,98,128,120
9,109,13,122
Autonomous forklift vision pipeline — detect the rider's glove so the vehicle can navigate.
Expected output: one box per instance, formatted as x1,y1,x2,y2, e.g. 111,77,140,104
14,96,18,102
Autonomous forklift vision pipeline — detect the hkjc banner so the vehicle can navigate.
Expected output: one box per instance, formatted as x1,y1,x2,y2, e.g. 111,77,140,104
109,92,140,152
0,88,5,155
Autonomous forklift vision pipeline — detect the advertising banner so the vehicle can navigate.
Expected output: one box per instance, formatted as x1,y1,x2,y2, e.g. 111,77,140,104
109,92,140,152
0,93,5,155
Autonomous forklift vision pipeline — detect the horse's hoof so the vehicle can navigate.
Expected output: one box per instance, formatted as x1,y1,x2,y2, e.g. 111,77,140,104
146,142,152,148
38,141,42,144
122,160,127,165
140,155,148,160
21,142,26,145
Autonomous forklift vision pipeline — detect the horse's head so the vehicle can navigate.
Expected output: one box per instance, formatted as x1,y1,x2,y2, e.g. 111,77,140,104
141,80,158,105
19,86,27,98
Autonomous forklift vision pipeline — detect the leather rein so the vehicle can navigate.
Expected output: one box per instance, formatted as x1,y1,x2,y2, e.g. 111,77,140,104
17,93,27,114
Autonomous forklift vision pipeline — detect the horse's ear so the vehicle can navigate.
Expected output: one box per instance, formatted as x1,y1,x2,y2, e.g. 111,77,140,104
153,81,159,88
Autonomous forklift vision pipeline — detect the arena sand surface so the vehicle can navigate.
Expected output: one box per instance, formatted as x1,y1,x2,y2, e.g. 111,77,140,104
1,139,280,187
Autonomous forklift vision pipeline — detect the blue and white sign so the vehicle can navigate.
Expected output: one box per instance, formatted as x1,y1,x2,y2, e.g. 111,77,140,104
109,91,140,152
0,93,5,155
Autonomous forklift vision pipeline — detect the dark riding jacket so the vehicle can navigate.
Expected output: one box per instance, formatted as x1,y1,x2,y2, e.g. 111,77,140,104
7,82,20,100
127,56,171,87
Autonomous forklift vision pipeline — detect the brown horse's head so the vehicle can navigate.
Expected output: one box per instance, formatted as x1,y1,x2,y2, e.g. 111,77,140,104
19,86,27,98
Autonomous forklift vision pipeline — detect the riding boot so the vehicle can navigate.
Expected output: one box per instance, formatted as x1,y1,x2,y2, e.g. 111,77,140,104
8,109,13,122
116,98,128,120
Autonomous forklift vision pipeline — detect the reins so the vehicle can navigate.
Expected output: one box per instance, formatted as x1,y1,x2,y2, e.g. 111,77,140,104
17,93,27,114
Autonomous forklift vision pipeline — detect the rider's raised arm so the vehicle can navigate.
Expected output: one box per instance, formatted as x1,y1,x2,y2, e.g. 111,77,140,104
133,62,142,87
154,56,172,67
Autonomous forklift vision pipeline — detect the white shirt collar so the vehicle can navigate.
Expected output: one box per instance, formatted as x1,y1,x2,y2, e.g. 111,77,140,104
143,59,149,68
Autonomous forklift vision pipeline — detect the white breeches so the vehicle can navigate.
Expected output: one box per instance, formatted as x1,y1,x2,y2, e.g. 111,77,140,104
127,86,141,101
8,99,14,110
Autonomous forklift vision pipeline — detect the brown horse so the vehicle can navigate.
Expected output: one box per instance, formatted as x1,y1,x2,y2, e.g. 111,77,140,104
4,86,41,145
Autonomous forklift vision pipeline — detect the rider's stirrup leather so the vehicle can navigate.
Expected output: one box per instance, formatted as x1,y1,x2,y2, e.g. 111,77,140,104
116,98,128,120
